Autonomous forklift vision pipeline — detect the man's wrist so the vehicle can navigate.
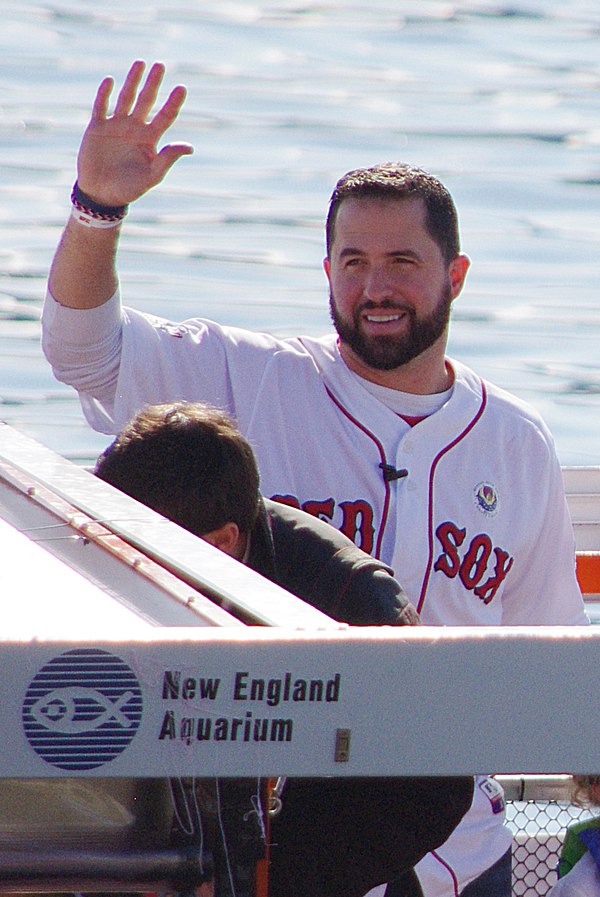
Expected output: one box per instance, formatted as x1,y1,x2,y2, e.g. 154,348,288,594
70,181,128,228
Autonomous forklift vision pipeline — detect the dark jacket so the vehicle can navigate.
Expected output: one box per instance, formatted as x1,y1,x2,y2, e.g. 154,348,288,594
206,499,474,897
247,497,417,625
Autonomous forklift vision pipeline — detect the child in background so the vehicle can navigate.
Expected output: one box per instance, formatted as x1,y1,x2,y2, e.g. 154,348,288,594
548,776,600,896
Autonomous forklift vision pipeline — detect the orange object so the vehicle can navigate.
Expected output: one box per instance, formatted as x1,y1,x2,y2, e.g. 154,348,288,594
576,552,600,594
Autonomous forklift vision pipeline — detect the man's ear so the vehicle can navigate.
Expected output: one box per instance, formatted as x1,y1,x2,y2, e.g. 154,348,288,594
202,522,243,559
449,253,470,300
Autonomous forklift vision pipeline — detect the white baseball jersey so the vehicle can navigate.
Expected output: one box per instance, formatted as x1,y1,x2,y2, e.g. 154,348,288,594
546,851,600,897
42,291,589,895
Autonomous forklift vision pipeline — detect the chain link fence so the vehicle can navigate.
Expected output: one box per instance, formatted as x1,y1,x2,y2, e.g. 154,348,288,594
499,776,596,896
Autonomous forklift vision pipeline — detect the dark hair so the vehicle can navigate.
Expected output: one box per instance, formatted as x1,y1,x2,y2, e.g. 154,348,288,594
326,163,461,263
94,401,261,537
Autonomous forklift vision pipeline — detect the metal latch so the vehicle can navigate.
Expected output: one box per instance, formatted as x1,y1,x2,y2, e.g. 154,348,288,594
334,728,351,762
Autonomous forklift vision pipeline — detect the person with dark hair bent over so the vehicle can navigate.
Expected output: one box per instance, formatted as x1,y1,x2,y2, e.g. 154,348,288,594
95,400,420,626
95,400,473,897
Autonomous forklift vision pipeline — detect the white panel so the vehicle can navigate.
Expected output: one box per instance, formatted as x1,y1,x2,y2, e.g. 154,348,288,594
0,516,153,637
1,627,598,778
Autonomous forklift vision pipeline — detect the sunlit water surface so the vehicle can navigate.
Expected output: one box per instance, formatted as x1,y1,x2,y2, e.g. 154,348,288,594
1,0,600,468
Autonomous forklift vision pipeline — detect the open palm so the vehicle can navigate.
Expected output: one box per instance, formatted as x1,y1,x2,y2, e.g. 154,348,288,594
77,60,193,207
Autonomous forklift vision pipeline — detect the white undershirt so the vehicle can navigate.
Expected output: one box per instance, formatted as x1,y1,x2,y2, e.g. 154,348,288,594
356,375,453,418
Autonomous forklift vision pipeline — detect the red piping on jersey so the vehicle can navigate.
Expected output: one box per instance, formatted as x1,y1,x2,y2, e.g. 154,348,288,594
428,850,461,897
323,384,391,560
417,380,488,614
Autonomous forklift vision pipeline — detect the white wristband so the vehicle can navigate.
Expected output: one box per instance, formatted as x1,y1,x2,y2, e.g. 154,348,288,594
71,206,124,229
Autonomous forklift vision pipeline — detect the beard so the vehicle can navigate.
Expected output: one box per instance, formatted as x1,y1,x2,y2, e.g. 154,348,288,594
329,282,452,372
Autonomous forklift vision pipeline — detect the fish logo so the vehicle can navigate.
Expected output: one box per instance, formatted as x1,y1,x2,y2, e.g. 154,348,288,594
29,687,137,733
23,649,143,771
473,481,499,516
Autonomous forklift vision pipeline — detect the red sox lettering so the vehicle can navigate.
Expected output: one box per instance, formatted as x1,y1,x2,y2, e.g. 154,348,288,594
272,495,514,605
272,494,376,554
434,521,514,605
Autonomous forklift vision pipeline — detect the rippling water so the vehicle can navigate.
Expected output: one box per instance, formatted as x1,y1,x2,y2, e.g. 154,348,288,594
1,0,600,465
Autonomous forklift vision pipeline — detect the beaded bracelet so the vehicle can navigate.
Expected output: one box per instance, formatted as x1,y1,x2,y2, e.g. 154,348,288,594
70,181,129,229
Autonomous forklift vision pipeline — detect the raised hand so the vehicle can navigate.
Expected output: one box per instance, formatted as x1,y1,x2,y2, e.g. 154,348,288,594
76,60,193,207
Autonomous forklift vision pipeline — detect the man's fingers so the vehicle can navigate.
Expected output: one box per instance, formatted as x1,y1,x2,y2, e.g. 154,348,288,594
82,61,191,198
131,61,167,122
149,85,188,139
90,61,186,142
113,59,147,116
154,142,194,181
91,77,114,121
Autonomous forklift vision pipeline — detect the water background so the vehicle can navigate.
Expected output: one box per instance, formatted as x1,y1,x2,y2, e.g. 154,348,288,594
1,0,600,466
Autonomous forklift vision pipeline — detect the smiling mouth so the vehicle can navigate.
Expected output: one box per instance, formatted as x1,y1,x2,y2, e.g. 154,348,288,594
364,313,404,323
362,305,412,325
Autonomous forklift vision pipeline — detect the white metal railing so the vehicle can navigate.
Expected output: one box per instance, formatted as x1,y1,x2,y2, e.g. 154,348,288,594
0,421,339,630
563,465,600,553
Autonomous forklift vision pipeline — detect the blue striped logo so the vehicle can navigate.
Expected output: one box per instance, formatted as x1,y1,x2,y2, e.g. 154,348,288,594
22,649,143,771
